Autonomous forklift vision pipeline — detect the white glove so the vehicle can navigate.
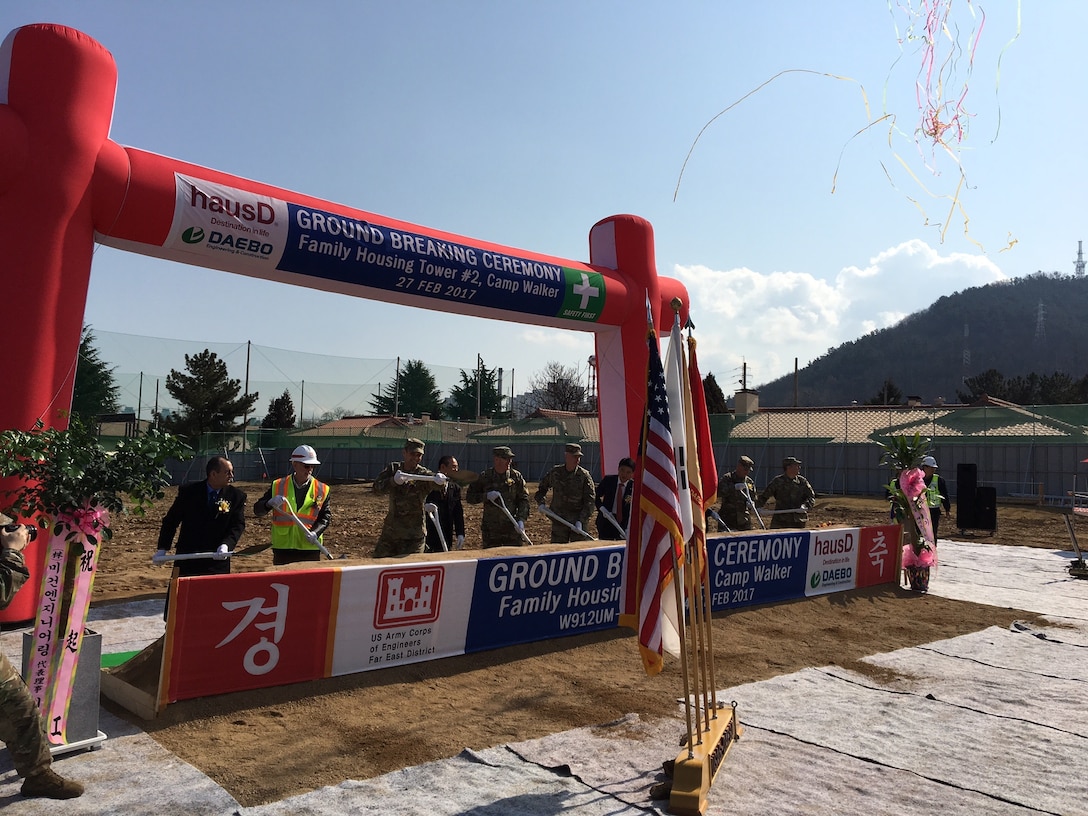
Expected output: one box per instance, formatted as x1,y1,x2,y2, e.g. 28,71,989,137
214,544,229,560
267,495,287,511
153,549,168,562
517,520,525,532
433,472,448,486
393,470,409,485
574,521,583,533
305,530,320,546
486,490,501,502
455,535,464,550
538,503,547,514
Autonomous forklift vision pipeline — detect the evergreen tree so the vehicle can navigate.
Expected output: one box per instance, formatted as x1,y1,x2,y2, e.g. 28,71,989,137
1005,373,1041,405
865,378,903,406
262,389,296,428
368,359,443,419
449,362,502,420
702,372,729,414
70,325,120,421
1038,371,1077,404
529,361,586,412
956,369,1006,403
160,349,258,444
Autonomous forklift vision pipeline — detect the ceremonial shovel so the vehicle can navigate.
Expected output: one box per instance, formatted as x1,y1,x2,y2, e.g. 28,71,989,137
598,506,626,538
423,502,449,551
539,504,597,541
394,472,448,485
153,551,233,564
488,494,534,546
281,504,334,559
707,508,732,533
737,483,767,530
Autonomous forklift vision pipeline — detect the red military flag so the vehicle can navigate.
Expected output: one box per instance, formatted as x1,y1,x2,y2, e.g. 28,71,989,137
680,333,708,580
622,328,685,675
687,334,718,508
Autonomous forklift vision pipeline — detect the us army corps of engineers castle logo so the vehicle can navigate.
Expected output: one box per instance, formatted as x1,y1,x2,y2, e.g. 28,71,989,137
373,567,444,629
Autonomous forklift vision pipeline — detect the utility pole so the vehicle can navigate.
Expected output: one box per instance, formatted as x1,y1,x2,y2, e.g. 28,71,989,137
394,356,401,419
476,354,482,420
793,358,798,407
242,340,250,452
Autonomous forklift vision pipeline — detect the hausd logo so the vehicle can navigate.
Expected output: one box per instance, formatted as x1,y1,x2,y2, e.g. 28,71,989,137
188,184,274,224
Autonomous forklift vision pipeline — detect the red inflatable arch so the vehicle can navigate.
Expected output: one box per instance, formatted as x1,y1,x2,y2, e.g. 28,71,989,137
0,24,690,618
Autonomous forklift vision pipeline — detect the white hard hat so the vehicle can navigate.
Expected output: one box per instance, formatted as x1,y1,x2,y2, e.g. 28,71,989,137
921,456,938,468
290,445,321,465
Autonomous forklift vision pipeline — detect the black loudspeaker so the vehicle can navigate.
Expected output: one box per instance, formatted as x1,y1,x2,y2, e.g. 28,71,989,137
956,463,978,529
975,486,997,533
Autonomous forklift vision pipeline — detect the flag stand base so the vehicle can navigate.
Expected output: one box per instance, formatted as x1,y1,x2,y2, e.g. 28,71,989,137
668,701,741,816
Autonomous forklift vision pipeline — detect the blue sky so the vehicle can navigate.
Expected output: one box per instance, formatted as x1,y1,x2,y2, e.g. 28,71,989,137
5,1,1081,410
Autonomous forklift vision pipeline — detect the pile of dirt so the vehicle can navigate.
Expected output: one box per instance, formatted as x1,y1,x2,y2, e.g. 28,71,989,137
92,482,1067,806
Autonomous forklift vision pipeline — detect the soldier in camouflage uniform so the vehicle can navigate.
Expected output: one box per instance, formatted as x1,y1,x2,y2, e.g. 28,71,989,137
0,515,84,799
716,455,757,532
372,438,447,557
756,456,816,529
465,446,531,547
534,443,596,543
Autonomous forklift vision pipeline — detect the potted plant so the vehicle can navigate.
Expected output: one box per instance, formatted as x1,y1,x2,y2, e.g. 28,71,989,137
0,416,186,742
879,432,936,592
0,416,187,538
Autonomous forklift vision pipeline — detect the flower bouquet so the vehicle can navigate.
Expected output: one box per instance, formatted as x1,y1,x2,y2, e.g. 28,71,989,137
879,433,937,592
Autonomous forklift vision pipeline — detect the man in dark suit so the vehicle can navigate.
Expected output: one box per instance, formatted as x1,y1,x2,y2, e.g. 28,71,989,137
425,455,465,552
155,455,247,577
595,457,635,540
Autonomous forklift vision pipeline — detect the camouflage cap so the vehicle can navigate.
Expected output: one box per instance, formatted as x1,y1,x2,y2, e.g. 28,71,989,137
492,446,515,459
738,455,755,467
564,443,583,456
404,438,425,453
782,456,802,468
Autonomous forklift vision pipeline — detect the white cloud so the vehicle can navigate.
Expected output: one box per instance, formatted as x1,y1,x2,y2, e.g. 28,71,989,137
673,240,1007,391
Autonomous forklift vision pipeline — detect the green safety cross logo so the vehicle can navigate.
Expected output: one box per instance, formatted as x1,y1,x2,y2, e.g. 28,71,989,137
558,268,605,321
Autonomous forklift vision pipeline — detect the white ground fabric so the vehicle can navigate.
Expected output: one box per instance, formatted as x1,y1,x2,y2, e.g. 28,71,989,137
2,539,1086,816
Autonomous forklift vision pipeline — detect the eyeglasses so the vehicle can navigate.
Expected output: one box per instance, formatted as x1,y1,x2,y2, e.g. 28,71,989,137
2,523,37,542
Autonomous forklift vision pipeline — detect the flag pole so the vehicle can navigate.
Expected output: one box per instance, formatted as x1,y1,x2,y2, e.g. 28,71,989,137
667,309,744,816
687,329,720,713
670,540,694,756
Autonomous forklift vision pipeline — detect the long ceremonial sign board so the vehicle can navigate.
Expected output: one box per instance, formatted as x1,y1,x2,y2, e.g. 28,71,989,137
160,525,899,706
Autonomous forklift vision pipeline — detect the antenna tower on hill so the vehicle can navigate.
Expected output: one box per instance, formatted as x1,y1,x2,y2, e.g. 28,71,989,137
1076,241,1086,277
962,323,970,383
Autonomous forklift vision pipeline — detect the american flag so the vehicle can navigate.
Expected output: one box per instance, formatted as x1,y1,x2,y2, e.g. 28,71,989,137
627,329,685,675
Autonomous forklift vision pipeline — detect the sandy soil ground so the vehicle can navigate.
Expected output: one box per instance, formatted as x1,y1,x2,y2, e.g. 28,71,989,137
91,482,1066,806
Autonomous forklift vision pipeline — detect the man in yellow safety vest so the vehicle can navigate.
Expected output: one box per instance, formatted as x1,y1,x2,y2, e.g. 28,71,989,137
253,445,331,564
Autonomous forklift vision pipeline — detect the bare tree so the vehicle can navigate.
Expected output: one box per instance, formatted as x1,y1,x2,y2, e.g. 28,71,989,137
529,361,587,412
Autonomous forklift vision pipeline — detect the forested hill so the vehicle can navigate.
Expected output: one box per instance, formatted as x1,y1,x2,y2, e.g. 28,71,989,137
754,273,1088,407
